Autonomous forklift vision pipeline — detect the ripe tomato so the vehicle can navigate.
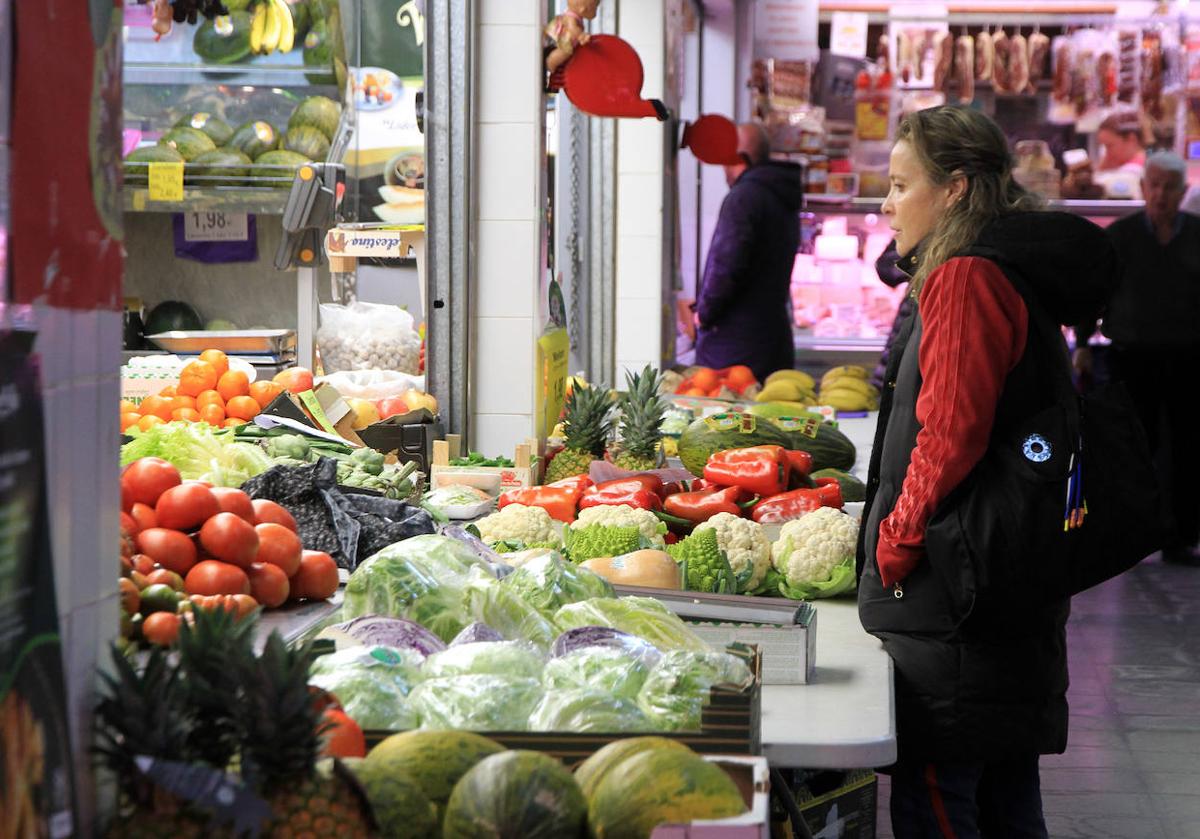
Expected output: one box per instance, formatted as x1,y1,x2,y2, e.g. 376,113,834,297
145,568,185,591
251,499,297,532
185,560,251,597
273,367,314,394
291,550,339,600
135,528,198,576
211,487,256,523
129,503,158,533
189,593,239,617
121,458,182,508
120,510,138,537
155,483,220,532
131,554,157,576
319,708,366,758
254,523,302,577
248,562,289,608
142,612,182,647
199,512,259,569
118,577,140,614
230,593,260,618
375,397,409,420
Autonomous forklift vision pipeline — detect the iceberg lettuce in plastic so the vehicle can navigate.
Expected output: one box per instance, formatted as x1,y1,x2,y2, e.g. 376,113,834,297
422,640,544,680
553,596,710,653
501,552,614,615
408,674,544,732
529,689,654,733
636,650,753,731
308,646,424,730
541,646,650,701
462,574,560,650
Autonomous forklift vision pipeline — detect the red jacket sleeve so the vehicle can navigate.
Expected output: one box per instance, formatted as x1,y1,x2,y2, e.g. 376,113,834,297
875,257,1028,588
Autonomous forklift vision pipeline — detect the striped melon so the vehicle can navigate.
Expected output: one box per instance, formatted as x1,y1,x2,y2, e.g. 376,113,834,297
573,736,690,800
341,756,437,839
587,748,746,838
364,730,503,825
442,750,587,839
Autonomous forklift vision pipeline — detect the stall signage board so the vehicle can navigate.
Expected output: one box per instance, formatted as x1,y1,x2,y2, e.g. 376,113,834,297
754,0,819,61
830,12,869,59
183,211,249,242
325,225,424,260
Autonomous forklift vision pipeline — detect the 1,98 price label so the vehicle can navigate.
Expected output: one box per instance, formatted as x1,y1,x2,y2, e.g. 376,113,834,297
183,211,250,242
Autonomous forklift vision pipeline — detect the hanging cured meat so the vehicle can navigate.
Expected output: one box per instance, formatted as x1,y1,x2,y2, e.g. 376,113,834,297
1009,31,1030,94
992,28,1012,93
976,28,994,81
1027,30,1050,93
956,34,975,102
933,31,955,92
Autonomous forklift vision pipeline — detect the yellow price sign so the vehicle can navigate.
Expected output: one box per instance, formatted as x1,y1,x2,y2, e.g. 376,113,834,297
147,162,184,201
537,328,570,440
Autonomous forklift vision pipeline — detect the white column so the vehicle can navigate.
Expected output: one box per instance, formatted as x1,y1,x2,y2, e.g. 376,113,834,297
471,0,548,453
614,0,668,383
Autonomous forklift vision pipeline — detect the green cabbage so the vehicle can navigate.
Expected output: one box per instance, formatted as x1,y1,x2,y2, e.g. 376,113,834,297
636,650,753,731
408,675,544,731
501,552,615,615
528,689,654,733
553,597,710,653
541,646,649,700
120,421,274,487
308,646,424,730
462,575,559,650
423,641,544,680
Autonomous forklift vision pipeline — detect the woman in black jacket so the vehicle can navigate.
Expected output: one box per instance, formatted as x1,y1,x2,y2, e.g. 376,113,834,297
857,106,1118,838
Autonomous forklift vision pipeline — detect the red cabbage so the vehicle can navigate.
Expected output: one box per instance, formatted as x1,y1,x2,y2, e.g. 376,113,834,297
328,616,447,658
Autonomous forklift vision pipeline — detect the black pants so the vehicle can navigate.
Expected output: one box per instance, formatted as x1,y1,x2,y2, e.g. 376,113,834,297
1110,345,1200,549
889,755,1048,839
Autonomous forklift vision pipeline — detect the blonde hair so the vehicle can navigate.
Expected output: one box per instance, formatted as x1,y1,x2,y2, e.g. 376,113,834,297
897,106,1042,289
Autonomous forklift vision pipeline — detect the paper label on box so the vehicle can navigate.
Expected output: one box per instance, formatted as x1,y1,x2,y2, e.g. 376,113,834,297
184,211,249,242
148,162,184,201
297,390,339,434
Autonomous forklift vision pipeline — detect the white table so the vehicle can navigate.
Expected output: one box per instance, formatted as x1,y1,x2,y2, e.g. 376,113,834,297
761,413,896,769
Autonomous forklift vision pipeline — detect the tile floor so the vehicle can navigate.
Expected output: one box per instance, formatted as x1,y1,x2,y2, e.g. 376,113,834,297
874,552,1200,839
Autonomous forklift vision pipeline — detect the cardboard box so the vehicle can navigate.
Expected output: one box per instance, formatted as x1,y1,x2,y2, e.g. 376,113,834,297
796,770,877,839
356,411,443,472
428,435,540,495
652,755,771,839
120,363,180,405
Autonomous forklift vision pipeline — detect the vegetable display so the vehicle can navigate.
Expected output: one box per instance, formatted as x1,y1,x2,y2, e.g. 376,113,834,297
692,513,772,593
408,674,544,731
474,504,563,548
769,506,860,600
666,528,738,594
554,597,710,653
308,646,423,730
120,421,274,487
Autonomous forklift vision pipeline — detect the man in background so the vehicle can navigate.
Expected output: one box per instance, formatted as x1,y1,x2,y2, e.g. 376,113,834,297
693,123,802,382
1075,152,1200,564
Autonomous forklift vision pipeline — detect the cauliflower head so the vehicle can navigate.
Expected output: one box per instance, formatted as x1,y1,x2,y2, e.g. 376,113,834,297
571,504,667,548
693,512,771,593
475,504,561,547
771,507,859,599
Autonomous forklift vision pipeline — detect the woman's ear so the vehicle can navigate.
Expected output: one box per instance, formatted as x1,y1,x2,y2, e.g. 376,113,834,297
946,172,968,206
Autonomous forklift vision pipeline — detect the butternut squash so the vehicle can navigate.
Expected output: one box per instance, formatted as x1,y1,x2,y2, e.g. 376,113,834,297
581,550,682,590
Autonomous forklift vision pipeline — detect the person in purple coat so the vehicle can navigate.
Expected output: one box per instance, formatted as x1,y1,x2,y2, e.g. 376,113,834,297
694,123,803,382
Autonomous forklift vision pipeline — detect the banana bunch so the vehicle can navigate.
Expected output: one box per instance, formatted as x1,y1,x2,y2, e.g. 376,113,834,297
818,365,880,412
250,0,295,55
755,369,817,404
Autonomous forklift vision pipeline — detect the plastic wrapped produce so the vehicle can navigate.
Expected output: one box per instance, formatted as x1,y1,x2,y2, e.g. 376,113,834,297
408,675,544,731
308,646,424,730
422,641,545,680
317,301,422,374
541,646,651,701
637,651,753,731
528,689,654,733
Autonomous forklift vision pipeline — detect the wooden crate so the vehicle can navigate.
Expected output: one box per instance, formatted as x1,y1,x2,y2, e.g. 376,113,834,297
428,434,541,495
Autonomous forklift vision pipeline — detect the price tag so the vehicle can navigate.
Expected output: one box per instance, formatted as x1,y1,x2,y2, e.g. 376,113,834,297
183,211,250,242
147,162,184,202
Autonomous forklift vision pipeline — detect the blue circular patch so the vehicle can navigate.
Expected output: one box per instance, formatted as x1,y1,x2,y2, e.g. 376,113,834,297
1023,433,1052,463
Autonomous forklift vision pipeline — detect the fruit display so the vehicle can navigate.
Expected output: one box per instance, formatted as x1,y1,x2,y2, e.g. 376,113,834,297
755,368,818,405
678,411,856,475
612,365,666,472
672,364,759,399
544,384,614,484
817,364,881,412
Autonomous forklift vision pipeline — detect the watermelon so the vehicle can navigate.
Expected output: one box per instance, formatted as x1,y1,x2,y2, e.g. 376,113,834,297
342,757,437,839
676,412,792,477
288,95,341,141
187,149,252,187
442,750,587,839
364,730,504,825
810,468,866,502
227,121,282,160
768,416,857,471
302,19,336,84
283,125,330,161
123,145,184,186
250,149,311,187
144,300,204,334
587,749,747,838
158,127,217,162
574,737,691,801
174,112,234,146
192,11,253,64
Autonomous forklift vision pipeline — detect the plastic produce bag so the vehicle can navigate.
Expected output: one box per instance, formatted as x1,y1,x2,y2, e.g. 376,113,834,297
553,597,711,653
408,675,544,731
637,650,753,731
462,574,560,650
550,626,664,669
422,640,545,680
528,689,654,733
317,301,422,375
308,646,424,730
541,646,651,700
501,553,615,617
318,368,426,401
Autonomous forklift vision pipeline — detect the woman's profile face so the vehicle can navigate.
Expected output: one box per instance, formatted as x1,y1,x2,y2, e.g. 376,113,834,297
1097,128,1139,170
882,140,953,258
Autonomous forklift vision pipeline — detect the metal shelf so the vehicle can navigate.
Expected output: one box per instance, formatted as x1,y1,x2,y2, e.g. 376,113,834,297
123,186,290,215
802,197,1144,218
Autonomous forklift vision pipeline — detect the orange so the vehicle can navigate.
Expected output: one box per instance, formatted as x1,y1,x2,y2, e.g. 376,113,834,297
171,408,202,422
725,365,756,389
179,360,218,398
158,385,177,398
691,368,719,391
225,395,260,421
137,415,166,432
199,349,229,379
223,418,246,428
199,404,226,427
120,412,142,432
683,387,707,397
196,390,225,409
216,370,250,402
119,399,139,414
138,395,174,421
170,395,197,412
249,380,285,410
707,387,724,398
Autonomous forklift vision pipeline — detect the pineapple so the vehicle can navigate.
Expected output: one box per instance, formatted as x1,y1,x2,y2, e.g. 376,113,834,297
544,383,613,483
237,633,377,838
614,365,666,472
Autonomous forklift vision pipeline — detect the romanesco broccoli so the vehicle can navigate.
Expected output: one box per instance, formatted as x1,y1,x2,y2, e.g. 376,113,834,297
566,525,646,562
666,528,737,593
571,504,667,548
693,512,772,593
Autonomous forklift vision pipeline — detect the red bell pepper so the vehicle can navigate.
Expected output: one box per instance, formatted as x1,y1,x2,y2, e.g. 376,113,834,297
578,485,663,512
498,486,581,523
751,488,824,524
588,475,664,497
663,486,747,524
548,475,594,495
814,480,844,509
785,450,813,478
703,446,790,497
